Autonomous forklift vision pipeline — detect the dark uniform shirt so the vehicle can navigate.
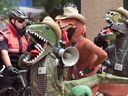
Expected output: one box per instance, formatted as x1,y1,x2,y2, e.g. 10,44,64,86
0,34,22,69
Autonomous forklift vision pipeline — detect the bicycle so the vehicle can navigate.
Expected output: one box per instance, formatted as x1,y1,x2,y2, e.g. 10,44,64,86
0,65,31,96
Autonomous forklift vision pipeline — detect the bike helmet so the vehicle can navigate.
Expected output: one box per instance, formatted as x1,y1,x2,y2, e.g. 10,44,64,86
9,9,28,20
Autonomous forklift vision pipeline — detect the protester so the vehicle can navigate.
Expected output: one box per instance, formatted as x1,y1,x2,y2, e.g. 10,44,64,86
55,6,107,96
55,6,107,80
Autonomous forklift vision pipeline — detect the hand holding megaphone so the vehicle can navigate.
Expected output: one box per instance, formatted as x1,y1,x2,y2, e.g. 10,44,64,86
53,46,79,67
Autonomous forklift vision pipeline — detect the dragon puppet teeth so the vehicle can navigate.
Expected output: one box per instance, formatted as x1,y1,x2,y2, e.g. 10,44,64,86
43,39,46,42
39,36,42,39
36,43,45,51
41,37,47,42
29,31,34,34
40,37,44,40
34,32,37,36
23,55,30,62
29,31,48,43
34,43,44,52
23,58,26,62
23,44,44,63
109,19,113,24
23,49,44,63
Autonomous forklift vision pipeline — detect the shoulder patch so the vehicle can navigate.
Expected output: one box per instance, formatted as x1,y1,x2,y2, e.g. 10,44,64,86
2,28,8,32
1,28,10,34
0,34,4,41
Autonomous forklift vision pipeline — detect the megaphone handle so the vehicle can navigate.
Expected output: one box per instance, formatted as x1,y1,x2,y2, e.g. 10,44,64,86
57,59,64,80
72,65,78,79
79,68,93,77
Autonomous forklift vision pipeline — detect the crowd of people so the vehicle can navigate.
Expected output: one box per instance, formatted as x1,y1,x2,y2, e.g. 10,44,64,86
0,4,128,96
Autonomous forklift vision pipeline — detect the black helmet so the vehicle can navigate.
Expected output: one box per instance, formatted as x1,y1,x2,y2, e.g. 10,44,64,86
9,9,28,20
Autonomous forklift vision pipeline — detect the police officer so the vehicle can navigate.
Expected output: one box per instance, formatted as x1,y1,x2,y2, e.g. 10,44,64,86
0,9,29,90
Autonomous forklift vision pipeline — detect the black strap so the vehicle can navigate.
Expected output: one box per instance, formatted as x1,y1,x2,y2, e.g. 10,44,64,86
24,33,29,43
18,36,22,53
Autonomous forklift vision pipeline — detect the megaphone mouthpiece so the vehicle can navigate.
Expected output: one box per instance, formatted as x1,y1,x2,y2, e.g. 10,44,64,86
63,52,72,59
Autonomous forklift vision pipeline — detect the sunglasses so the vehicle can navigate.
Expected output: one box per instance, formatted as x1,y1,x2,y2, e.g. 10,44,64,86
17,19,25,23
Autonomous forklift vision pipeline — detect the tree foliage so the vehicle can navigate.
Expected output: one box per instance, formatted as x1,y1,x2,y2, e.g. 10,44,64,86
33,0,79,18
0,0,19,19
0,0,3,12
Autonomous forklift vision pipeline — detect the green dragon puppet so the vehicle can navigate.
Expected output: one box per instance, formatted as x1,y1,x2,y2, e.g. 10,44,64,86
97,7,128,95
18,16,128,96
104,7,128,77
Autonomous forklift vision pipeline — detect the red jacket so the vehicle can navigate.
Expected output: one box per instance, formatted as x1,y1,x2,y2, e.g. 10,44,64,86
0,23,28,53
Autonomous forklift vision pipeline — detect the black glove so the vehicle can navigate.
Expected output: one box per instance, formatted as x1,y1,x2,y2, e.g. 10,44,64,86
5,66,20,76
79,68,93,76
102,60,113,68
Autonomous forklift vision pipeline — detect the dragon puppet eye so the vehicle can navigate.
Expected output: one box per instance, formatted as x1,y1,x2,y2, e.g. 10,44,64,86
107,11,110,14
110,12,114,15
107,11,114,15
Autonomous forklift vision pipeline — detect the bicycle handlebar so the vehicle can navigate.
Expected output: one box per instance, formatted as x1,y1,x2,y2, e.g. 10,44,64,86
0,65,5,75
0,65,27,88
